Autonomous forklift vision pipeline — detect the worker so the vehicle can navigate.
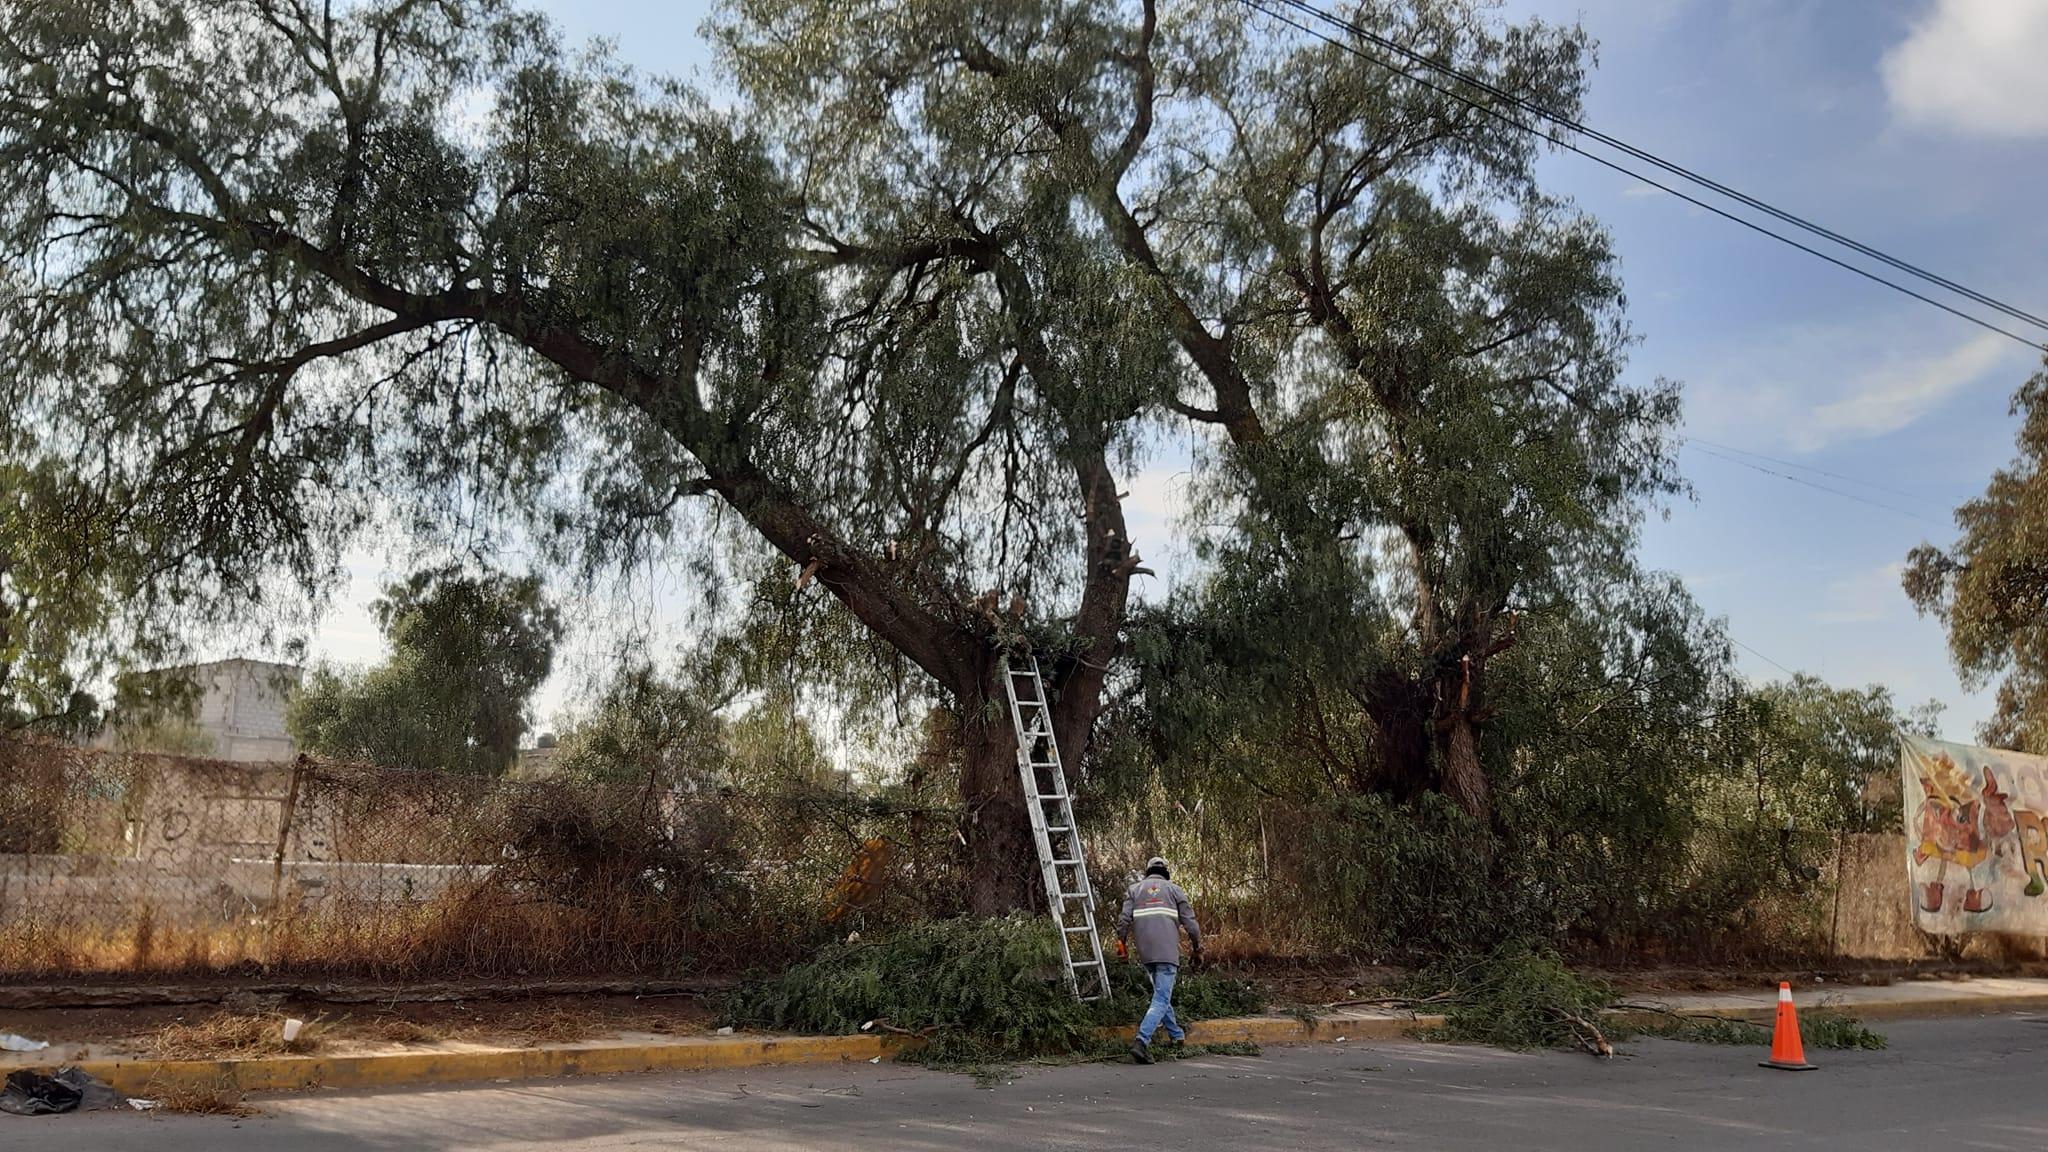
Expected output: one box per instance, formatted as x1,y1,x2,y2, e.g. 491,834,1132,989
1116,855,1202,1064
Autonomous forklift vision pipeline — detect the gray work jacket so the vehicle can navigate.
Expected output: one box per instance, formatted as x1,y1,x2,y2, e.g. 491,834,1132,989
1116,874,1201,965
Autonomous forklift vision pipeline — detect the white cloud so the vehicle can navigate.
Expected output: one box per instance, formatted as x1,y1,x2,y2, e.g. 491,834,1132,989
1685,323,2016,453
1882,0,2048,138
1805,330,2008,446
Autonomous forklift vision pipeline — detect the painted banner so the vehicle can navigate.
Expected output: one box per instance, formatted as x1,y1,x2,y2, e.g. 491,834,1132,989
1902,733,2048,934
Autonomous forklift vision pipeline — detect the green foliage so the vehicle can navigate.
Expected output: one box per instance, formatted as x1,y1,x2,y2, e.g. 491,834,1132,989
0,450,225,736
552,657,844,794
726,916,1261,1068
1403,942,1616,1051
1906,361,2048,752
550,662,729,787
1110,564,1940,960
1636,1011,1885,1052
1398,944,1888,1056
289,566,561,774
0,458,129,732
1800,1012,1889,1051
1271,792,1506,957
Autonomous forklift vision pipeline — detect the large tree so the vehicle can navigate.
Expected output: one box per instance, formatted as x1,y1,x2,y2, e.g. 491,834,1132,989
0,0,1670,907
1906,360,2048,752
0,0,1166,910
718,0,1677,825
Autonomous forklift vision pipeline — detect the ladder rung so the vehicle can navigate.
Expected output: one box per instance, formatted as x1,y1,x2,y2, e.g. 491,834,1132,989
1062,924,1093,933
1070,959,1102,967
1035,792,1067,801
1052,858,1080,866
1046,826,1071,834
1059,891,1086,900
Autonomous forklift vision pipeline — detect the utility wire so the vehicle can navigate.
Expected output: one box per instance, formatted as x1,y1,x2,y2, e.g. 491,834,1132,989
1263,0,2048,337
1240,0,2048,353
1728,634,1801,680
1680,435,1951,510
1681,442,1951,527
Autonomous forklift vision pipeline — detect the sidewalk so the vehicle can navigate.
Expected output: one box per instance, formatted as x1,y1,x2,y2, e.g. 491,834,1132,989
6,976,2045,1099
1632,975,2048,1022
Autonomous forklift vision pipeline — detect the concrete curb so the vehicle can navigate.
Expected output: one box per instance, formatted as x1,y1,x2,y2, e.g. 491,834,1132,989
44,984,2048,1099
1180,1012,1435,1047
64,1012,1438,1098
72,1032,912,1097
1620,993,2048,1025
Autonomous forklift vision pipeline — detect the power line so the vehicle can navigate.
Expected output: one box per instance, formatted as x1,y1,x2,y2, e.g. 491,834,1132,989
1681,441,1951,527
1263,0,2048,336
1241,0,2048,353
1728,634,1800,680
1680,435,1951,510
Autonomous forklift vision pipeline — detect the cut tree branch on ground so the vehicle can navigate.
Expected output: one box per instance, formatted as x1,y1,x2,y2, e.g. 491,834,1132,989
1550,1007,1614,1058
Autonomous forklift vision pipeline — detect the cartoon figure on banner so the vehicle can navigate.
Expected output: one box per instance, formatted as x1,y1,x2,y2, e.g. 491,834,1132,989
1911,750,2018,914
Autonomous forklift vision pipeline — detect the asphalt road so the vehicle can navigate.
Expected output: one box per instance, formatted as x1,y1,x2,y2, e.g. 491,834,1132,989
19,1015,2048,1150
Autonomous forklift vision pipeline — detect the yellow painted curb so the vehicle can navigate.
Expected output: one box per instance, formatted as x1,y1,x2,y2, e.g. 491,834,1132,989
72,1032,911,1097
1177,1013,1432,1046
59,1013,1424,1098
57,988,2048,1099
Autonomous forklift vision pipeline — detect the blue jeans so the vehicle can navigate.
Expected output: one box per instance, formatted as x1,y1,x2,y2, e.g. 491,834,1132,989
1136,962,1185,1046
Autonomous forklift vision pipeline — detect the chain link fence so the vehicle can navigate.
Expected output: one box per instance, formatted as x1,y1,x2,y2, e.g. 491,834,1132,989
2,739,2001,982
0,740,959,980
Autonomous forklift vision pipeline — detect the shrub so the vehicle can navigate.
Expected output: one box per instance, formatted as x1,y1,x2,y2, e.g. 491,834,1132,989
726,916,1262,1067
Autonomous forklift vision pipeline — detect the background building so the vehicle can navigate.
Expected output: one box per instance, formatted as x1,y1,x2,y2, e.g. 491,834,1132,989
101,659,303,762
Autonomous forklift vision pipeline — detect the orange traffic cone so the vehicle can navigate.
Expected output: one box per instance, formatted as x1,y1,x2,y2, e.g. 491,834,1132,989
1760,982,1817,1071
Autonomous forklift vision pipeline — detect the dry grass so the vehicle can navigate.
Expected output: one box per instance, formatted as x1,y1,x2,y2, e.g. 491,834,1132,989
364,1018,445,1045
152,1079,258,1118
0,919,269,980
141,1012,323,1061
509,1005,596,1048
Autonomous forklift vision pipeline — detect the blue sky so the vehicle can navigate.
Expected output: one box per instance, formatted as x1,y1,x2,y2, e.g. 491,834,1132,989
1493,0,2048,735
301,0,2047,740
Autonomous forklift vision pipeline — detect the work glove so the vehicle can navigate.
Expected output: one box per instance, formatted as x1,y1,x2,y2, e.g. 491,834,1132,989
1188,948,1204,972
1115,938,1129,961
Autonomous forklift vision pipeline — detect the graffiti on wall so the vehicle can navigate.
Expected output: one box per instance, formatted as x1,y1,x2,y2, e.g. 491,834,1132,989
1903,734,2048,934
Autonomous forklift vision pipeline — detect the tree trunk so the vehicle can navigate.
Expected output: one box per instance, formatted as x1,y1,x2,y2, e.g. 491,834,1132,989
957,666,1040,916
1436,711,1491,828
1361,670,1435,801
1359,660,1494,829
1427,649,1495,830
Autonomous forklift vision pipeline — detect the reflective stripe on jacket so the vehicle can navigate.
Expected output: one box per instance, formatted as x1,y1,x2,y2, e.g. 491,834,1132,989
1116,875,1200,965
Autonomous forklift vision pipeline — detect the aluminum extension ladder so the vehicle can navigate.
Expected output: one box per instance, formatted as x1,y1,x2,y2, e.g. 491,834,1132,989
1002,653,1111,1002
